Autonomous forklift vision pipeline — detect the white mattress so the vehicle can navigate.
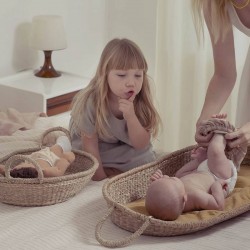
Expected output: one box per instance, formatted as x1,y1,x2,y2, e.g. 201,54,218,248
0,178,249,250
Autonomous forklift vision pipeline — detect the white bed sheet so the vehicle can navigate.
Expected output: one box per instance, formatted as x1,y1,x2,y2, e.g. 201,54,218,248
1,114,250,250
0,178,250,250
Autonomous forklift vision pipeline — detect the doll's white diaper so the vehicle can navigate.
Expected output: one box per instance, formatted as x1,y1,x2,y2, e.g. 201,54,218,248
197,159,237,196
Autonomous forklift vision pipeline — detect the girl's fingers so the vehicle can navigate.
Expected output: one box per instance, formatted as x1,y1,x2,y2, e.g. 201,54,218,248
128,92,136,102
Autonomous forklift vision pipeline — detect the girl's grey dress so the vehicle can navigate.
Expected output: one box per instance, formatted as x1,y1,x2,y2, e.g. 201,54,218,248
70,97,156,171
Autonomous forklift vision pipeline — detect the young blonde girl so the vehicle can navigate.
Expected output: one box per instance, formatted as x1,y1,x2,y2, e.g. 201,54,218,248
192,0,250,149
69,38,161,181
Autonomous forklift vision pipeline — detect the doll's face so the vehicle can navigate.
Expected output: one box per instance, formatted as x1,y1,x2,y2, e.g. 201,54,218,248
107,69,143,100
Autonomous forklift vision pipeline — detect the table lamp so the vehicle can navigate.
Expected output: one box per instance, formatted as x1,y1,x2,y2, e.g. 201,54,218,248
30,15,67,78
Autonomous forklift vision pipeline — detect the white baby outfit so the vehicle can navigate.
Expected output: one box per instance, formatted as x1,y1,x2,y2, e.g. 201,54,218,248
29,147,60,167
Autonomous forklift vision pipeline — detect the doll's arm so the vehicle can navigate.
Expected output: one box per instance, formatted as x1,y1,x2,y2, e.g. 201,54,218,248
175,159,200,178
81,132,107,181
43,158,70,177
198,181,225,210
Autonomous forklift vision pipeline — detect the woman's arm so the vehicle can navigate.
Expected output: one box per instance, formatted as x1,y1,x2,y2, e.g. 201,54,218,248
81,132,107,181
197,5,236,125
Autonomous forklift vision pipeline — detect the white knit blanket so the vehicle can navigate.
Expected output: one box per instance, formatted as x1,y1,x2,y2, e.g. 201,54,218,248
0,116,69,161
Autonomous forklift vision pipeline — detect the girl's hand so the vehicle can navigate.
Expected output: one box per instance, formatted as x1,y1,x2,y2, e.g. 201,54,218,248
225,122,250,148
119,93,136,121
92,167,107,181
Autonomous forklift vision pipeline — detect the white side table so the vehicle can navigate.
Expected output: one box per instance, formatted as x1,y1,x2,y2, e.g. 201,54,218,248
0,70,89,116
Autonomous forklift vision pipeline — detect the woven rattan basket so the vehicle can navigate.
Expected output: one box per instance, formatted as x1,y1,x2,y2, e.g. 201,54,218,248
95,145,250,248
0,127,98,206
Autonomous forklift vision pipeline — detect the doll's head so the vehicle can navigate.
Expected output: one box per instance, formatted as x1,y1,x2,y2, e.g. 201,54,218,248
145,176,187,221
10,166,38,178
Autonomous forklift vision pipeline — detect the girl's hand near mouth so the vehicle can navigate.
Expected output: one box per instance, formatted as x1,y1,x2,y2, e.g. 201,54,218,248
119,91,136,120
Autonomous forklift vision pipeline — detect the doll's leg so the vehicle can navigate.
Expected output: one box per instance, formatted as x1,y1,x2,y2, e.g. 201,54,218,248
191,147,207,163
207,133,232,179
56,136,72,152
62,152,75,163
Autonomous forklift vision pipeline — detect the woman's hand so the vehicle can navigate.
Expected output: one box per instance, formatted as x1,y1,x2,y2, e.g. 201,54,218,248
225,122,250,148
195,122,214,146
195,113,227,146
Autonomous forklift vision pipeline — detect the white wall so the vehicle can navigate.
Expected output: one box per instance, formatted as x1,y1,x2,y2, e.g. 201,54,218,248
105,0,157,77
0,0,157,79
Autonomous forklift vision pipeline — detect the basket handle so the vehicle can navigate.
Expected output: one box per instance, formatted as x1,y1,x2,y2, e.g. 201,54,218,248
40,126,71,147
5,155,44,183
95,206,151,248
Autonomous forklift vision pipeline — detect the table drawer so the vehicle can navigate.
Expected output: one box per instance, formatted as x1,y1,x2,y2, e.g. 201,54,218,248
47,90,79,116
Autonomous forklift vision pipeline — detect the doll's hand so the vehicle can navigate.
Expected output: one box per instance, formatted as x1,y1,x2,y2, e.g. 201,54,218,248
119,93,136,121
218,179,228,197
150,169,164,181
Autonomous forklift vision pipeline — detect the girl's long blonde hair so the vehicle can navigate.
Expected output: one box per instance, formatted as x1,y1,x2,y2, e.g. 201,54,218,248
70,38,161,139
192,0,231,43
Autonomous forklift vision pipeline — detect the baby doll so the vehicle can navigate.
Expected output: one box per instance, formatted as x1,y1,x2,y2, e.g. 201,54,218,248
145,132,237,221
0,135,75,178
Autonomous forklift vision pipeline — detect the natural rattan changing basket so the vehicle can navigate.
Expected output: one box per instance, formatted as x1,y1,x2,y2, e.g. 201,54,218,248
0,127,98,206
95,145,250,248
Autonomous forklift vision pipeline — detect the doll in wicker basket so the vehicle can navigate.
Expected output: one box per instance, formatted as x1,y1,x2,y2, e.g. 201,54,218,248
0,136,75,178
145,119,241,221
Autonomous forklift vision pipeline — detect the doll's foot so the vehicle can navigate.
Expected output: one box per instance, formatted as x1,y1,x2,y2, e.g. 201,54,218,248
211,113,227,120
150,169,164,181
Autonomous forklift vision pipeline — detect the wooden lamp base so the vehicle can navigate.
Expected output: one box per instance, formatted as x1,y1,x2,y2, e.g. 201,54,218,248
35,50,61,78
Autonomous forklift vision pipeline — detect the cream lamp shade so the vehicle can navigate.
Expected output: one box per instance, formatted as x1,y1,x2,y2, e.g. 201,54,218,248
30,15,67,78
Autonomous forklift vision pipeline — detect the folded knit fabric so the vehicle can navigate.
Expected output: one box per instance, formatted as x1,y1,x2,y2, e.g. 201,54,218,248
197,118,247,171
